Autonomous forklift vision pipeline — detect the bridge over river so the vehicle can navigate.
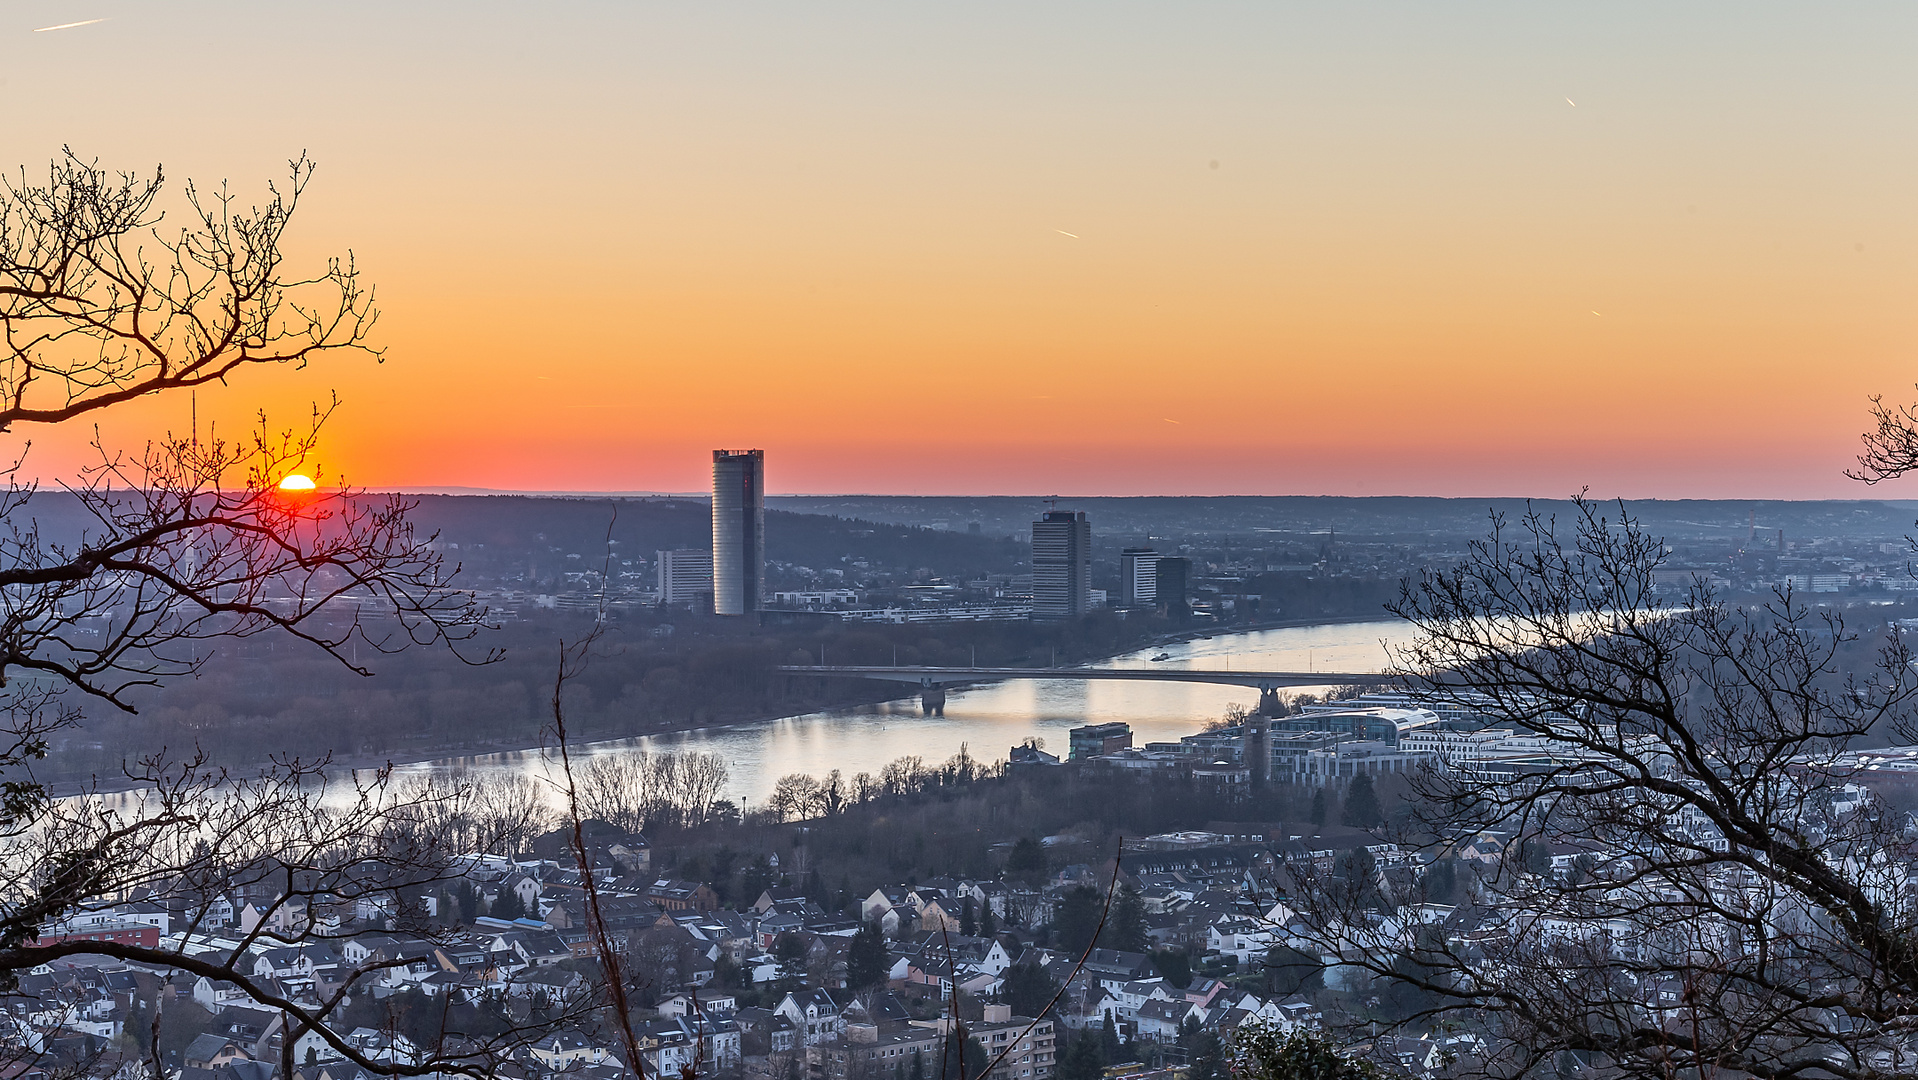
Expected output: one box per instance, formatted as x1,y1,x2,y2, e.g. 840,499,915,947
775,664,1395,715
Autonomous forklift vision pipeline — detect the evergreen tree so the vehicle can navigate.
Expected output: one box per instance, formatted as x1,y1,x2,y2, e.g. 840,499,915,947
961,897,977,937
1106,886,1148,952
910,1049,926,1080
775,932,810,985
849,920,891,991
1006,837,1047,881
943,1033,991,1080
1338,846,1383,909
1100,1013,1122,1062
1150,948,1192,989
1309,788,1327,827
1263,944,1326,996
1186,1031,1226,1080
1341,773,1383,829
1003,962,1056,1019
1058,1032,1105,1080
966,1037,991,1079
1523,837,1555,878
122,997,151,1054
980,902,998,937
742,855,776,901
1053,886,1103,953
457,881,478,925
490,887,522,921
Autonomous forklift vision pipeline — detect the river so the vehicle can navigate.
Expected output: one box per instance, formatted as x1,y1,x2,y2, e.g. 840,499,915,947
376,618,1415,811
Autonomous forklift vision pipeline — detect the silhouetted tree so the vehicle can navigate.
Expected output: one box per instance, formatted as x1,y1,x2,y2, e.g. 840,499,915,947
1229,1024,1378,1080
1058,1031,1105,1080
1262,944,1324,997
1339,773,1382,829
1150,948,1191,989
1052,886,1103,953
1185,1031,1225,1080
1291,497,1918,1080
490,886,524,922
1003,962,1056,1019
1105,885,1147,952
849,920,890,991
1006,837,1048,881
0,151,565,1079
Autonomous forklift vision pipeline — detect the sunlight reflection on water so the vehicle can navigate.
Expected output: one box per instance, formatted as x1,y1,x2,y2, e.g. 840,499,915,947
373,618,1415,810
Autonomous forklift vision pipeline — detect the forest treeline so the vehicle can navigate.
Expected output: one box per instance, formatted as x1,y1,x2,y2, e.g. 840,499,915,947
637,758,1410,905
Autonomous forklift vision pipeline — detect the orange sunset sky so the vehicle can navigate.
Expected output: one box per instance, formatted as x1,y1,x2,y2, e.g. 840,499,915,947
8,2,1917,498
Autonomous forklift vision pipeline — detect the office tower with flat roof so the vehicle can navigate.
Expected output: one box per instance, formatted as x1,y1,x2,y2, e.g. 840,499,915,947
1031,509,1092,621
656,549,714,607
1155,556,1190,619
1119,547,1161,608
711,449,765,615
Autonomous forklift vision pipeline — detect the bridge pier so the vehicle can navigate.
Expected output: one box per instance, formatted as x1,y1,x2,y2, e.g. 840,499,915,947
920,686,946,717
1257,686,1284,717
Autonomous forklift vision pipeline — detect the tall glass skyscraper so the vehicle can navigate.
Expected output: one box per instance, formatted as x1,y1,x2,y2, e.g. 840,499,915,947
711,449,765,615
1031,509,1091,621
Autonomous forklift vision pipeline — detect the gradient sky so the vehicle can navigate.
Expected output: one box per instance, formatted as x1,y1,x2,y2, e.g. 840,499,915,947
8,2,1917,497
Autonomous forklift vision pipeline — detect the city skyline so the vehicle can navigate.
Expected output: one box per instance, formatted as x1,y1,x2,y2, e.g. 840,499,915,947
7,3,1916,500
9,5,1918,1075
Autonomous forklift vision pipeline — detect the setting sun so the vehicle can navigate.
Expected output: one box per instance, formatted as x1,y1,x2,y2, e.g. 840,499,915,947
276,474,316,492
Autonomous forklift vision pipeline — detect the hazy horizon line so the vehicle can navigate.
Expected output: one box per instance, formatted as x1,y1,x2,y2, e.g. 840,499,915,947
369,486,1918,506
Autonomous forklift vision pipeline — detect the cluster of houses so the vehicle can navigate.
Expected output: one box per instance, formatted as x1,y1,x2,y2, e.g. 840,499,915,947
23,742,1825,1080
7,818,1440,1080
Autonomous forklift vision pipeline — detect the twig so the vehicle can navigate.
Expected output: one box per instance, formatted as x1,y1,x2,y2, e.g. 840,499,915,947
974,841,1128,1080
549,506,649,1078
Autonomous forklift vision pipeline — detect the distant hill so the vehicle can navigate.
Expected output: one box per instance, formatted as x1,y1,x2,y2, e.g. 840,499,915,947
401,495,1026,578
769,495,1918,547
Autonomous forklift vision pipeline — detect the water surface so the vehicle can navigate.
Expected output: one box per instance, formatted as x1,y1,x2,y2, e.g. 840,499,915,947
382,618,1413,810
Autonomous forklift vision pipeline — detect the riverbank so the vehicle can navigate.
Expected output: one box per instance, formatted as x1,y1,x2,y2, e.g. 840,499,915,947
52,613,1408,802
327,612,1404,779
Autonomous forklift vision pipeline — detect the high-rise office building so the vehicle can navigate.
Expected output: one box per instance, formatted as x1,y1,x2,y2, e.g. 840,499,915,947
1155,557,1190,619
1031,510,1092,621
1119,547,1161,608
656,549,714,607
711,449,765,615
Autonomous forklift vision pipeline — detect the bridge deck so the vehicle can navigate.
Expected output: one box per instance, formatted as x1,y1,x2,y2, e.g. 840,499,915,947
774,665,1392,689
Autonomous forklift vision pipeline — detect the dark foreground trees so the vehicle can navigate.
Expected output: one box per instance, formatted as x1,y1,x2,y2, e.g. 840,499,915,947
1293,497,1918,1080
1230,1025,1379,1080
0,153,569,1076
